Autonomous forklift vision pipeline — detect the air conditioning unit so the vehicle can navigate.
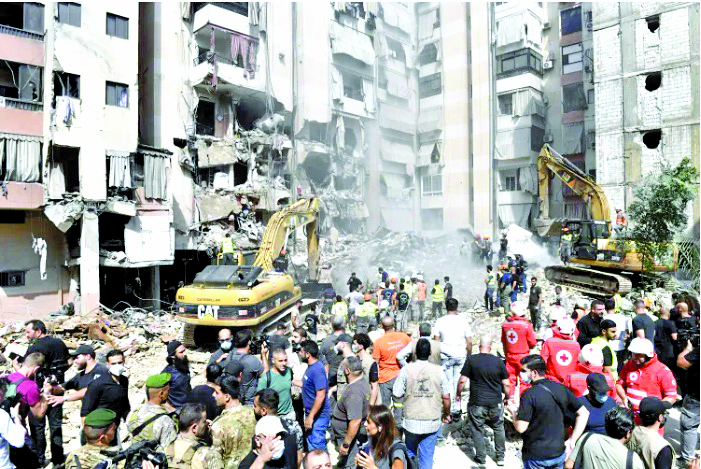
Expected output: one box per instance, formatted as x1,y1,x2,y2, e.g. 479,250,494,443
543,22,551,30
543,132,554,143
543,60,554,70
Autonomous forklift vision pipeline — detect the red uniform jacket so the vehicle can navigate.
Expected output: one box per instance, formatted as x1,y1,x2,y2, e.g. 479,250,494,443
617,355,678,413
542,331,581,384
565,362,618,399
501,316,537,358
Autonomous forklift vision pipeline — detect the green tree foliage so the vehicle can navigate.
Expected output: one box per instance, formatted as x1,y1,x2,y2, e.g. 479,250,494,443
627,157,699,271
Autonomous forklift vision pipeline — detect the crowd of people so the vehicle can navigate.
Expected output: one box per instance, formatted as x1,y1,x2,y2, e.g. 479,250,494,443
0,265,697,469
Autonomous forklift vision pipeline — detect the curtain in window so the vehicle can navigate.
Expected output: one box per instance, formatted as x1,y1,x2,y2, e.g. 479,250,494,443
143,153,168,200
418,107,442,133
518,165,538,194
329,22,375,65
108,151,132,188
0,134,41,182
562,123,585,155
498,204,532,229
496,14,524,47
386,70,408,99
513,89,545,117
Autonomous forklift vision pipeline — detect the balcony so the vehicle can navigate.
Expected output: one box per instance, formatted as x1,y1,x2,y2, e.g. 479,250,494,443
0,182,44,209
0,98,43,136
193,3,251,36
0,25,45,67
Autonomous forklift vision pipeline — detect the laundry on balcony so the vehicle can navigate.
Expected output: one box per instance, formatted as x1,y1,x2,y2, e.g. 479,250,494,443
0,133,42,182
329,22,375,65
107,150,133,188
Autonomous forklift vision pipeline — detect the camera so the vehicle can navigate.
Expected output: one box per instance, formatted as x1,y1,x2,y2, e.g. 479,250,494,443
95,440,168,469
678,327,700,348
249,335,270,356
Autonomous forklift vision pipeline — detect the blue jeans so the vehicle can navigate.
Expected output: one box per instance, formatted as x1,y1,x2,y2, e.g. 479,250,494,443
523,452,567,469
510,289,518,303
305,415,330,451
680,396,700,463
485,287,494,311
405,428,440,469
442,356,466,414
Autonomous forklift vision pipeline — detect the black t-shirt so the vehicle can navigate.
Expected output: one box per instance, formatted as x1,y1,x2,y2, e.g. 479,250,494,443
684,347,699,400
528,286,542,307
397,292,410,311
577,314,602,348
500,238,508,250
191,384,222,421
304,314,319,335
632,314,656,341
81,377,130,420
238,431,297,469
655,446,674,469
460,353,508,406
26,336,69,379
64,364,111,391
348,277,362,292
444,283,453,299
517,379,582,461
653,319,677,363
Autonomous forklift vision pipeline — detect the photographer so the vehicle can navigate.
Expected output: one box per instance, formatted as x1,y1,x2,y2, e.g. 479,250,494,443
15,320,68,468
8,352,47,468
224,330,263,406
677,339,700,469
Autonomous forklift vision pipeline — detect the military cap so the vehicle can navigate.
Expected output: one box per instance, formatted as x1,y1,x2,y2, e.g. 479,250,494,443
145,372,172,388
84,409,117,428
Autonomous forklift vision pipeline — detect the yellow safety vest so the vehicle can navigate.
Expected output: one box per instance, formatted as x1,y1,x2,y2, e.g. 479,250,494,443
432,285,444,303
613,293,623,314
222,238,235,254
356,303,371,318
486,273,496,287
404,283,414,298
332,302,348,318
562,233,573,242
591,336,618,381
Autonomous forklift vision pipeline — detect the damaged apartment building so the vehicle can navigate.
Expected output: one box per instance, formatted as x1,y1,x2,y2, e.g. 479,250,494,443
0,2,174,316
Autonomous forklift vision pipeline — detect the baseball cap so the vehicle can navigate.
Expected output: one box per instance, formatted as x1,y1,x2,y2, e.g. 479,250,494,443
255,415,286,437
628,337,655,357
586,373,611,394
70,344,95,356
639,397,671,419
556,318,575,335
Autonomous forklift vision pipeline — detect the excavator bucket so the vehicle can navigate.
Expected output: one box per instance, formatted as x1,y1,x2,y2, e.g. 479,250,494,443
300,281,334,299
534,217,564,238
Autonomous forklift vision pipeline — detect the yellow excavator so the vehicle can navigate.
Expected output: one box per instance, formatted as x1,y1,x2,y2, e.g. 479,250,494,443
536,144,678,297
175,198,327,346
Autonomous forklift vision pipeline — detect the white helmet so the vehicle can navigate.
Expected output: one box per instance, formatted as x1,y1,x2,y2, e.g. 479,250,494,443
380,300,390,310
556,317,575,335
628,338,654,357
511,301,527,317
580,344,604,367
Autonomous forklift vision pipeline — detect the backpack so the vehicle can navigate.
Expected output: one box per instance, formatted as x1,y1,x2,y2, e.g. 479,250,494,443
0,375,28,414
389,441,416,469
165,441,206,469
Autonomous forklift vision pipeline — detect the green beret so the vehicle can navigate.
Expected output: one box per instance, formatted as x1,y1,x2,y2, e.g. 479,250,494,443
84,409,117,428
145,373,171,389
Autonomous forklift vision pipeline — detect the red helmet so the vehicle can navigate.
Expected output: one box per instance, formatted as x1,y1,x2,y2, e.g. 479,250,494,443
563,227,570,233
364,294,372,301
391,277,397,284
280,250,287,256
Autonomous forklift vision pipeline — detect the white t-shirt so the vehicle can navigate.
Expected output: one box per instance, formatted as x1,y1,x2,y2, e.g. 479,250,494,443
433,314,472,358
345,291,364,311
603,313,632,351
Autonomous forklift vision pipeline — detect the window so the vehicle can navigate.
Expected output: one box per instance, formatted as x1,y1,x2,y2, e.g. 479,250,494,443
498,94,513,115
53,72,80,99
0,210,25,224
562,43,583,74
342,72,363,101
419,43,438,65
587,88,594,104
497,48,542,78
422,174,442,196
504,176,517,191
562,83,587,113
57,2,81,27
434,8,440,28
0,271,26,287
531,127,545,151
588,169,596,181
106,82,128,108
560,6,581,35
196,100,215,136
419,73,441,98
106,13,128,39
308,122,327,143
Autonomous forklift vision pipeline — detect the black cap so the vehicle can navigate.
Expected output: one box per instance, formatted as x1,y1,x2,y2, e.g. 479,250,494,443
639,397,672,418
337,334,354,344
586,373,611,394
70,344,95,356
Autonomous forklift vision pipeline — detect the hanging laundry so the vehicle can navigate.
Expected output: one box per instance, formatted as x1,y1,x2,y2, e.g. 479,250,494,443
32,237,47,280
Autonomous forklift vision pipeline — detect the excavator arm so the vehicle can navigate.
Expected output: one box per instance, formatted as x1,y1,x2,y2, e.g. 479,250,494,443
252,198,321,279
536,144,612,236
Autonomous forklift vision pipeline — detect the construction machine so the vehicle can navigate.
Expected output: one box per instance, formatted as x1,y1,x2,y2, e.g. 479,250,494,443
536,144,678,297
174,198,329,346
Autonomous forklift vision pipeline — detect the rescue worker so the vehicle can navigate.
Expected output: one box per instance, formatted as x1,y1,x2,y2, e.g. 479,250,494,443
495,264,507,310
65,409,120,469
484,265,496,312
615,208,628,237
416,275,427,321
560,227,573,265
541,318,581,385
616,338,679,424
355,296,374,334
591,319,619,381
498,229,508,262
612,289,624,315
565,344,617,400
381,281,395,306
331,296,348,321
472,234,483,263
378,267,389,287
501,301,537,394
443,276,453,301
514,254,528,294
481,236,493,263
394,284,411,331
430,279,445,320
273,250,288,272
221,233,235,265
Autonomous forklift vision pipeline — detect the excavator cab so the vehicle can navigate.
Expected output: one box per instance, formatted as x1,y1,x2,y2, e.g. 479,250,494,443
564,220,620,262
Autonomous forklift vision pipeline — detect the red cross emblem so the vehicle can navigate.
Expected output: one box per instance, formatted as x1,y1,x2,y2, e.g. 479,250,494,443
629,371,639,382
556,350,573,366
506,330,519,344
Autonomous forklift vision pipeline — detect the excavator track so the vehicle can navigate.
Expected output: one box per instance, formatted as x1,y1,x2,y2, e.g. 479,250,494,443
544,265,633,298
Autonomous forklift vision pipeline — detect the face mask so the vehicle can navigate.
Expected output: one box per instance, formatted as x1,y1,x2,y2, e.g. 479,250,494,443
220,340,232,352
519,371,532,384
109,364,125,377
594,393,608,404
351,344,360,353
271,440,285,460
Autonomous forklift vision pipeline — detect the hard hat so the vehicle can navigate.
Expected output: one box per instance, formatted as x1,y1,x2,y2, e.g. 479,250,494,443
501,229,508,237
483,236,490,240
550,305,566,322
474,234,482,240
563,227,570,232
579,344,604,367
643,297,651,308
391,277,397,284
511,301,527,317
556,317,575,335
364,294,372,301
379,282,386,289
417,274,424,281
500,264,507,271
576,299,589,310
380,300,390,309
628,338,654,357
280,250,287,256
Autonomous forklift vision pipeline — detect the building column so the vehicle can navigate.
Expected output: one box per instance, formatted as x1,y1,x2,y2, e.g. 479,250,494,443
150,266,161,311
80,210,100,315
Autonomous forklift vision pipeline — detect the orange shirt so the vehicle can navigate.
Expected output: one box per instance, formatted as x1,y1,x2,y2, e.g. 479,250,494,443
372,331,412,383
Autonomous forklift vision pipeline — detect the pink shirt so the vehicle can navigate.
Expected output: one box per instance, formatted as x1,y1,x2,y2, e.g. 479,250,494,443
8,372,41,407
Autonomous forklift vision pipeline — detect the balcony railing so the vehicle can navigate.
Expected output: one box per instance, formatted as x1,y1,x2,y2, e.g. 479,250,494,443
0,97,43,112
193,51,237,67
0,24,44,41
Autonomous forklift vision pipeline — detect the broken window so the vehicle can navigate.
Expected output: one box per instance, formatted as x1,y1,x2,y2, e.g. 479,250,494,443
587,88,595,104
645,72,661,92
419,44,438,65
588,169,596,181
562,43,583,74
58,2,81,27
342,72,364,101
196,100,215,136
531,127,545,151
560,6,581,35
645,15,659,33
0,2,44,33
642,130,661,149
106,81,128,108
0,271,26,287
422,174,442,196
431,144,440,164
386,38,406,63
308,122,328,143
562,83,587,113
106,13,128,39
0,61,42,102
50,146,80,194
421,208,443,230
419,73,441,98
53,72,80,99
498,94,513,115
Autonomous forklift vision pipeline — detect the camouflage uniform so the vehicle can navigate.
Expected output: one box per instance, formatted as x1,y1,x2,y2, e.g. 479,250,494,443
65,444,123,469
210,405,256,469
166,435,224,469
126,402,178,452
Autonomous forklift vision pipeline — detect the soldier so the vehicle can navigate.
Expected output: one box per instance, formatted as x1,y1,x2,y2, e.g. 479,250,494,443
166,403,224,469
210,375,257,469
127,373,178,452
65,409,120,469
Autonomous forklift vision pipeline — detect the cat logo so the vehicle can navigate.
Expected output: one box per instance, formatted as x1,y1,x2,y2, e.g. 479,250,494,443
197,305,220,320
